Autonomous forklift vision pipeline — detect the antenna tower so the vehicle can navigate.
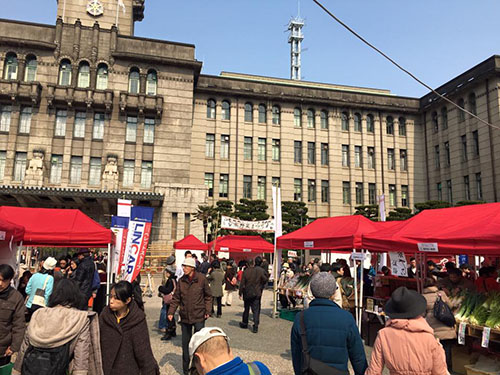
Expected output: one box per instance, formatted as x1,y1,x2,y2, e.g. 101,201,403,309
288,2,304,80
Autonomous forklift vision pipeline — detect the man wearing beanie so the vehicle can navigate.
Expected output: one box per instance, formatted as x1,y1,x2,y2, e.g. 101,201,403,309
291,272,367,375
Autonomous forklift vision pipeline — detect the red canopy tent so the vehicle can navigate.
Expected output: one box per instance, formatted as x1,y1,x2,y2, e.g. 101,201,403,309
173,235,208,251
0,217,25,244
209,235,274,254
0,206,113,247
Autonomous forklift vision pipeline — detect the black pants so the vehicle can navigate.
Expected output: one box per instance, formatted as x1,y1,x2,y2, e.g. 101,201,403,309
181,321,205,375
242,296,261,327
0,355,11,366
212,296,222,316
441,339,454,371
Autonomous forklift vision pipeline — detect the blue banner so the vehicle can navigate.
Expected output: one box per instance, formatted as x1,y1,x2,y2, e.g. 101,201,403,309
111,216,129,228
131,206,154,223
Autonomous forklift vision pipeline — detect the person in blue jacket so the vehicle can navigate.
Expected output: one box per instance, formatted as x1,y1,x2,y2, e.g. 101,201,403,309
189,326,271,375
291,272,368,375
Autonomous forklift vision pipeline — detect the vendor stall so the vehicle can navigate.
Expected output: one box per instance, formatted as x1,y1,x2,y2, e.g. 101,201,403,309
208,235,274,265
173,234,208,268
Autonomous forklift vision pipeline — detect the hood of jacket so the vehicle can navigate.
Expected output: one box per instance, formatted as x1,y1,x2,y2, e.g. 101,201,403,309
386,316,434,335
101,299,145,332
28,306,89,348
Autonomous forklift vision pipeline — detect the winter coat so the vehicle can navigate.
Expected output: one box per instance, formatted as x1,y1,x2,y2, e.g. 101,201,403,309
223,268,238,291
14,306,103,375
158,275,176,296
206,357,271,375
167,271,212,324
25,272,54,308
291,298,368,375
76,255,96,300
207,268,225,298
437,276,475,296
366,317,448,375
99,300,159,375
0,286,26,355
239,266,268,300
475,276,500,293
423,286,457,341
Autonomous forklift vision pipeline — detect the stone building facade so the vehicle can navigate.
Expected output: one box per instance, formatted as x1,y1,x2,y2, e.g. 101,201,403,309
0,0,499,248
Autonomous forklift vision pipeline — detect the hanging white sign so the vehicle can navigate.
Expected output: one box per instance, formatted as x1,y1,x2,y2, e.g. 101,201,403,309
417,243,439,252
221,216,275,232
389,252,408,277
304,241,314,248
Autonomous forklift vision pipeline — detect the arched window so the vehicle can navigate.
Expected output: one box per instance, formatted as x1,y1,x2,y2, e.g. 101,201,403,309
341,111,349,131
432,111,438,132
307,109,315,128
386,116,394,135
399,116,407,136
146,69,157,95
258,104,266,123
3,53,18,80
207,99,216,119
128,67,140,94
441,106,448,129
244,102,253,122
366,114,374,132
320,110,328,129
354,112,362,132
272,105,281,125
458,98,465,122
96,63,108,90
58,59,72,86
221,100,231,120
468,92,476,116
24,55,37,82
77,61,90,88
294,107,302,127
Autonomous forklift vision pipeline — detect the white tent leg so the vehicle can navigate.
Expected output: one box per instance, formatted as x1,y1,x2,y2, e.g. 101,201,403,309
358,250,365,334
106,243,111,305
352,249,359,330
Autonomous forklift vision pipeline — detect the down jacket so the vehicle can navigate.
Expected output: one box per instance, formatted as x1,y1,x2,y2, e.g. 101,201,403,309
0,286,25,355
423,286,457,341
290,298,367,375
366,317,448,375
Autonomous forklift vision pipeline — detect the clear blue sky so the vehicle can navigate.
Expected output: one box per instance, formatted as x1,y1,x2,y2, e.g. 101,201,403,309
3,1,500,97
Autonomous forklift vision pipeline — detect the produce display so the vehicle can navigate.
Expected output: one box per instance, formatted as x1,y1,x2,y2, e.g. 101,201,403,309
279,273,312,296
452,291,500,329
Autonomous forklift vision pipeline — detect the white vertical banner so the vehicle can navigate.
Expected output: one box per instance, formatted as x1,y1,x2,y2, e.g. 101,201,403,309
272,185,283,318
378,194,386,222
117,199,132,218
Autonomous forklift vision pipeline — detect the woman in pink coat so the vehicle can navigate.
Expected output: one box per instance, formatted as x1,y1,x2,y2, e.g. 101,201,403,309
366,287,448,375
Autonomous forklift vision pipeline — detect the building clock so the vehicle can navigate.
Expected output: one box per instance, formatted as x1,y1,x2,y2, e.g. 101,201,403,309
87,0,104,17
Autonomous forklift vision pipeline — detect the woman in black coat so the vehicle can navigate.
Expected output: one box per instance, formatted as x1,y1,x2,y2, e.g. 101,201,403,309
99,281,159,375
158,265,177,341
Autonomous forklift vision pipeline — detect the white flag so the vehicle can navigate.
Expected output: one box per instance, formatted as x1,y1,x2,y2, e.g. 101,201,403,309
272,186,283,238
118,0,126,13
378,194,386,222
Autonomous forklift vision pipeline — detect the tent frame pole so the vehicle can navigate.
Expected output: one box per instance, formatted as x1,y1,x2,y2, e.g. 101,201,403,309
358,249,365,334
106,243,111,304
352,249,359,331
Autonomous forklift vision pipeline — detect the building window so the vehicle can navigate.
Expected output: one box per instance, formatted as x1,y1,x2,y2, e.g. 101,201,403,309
400,149,407,171
18,107,32,134
207,99,216,119
272,177,281,187
367,147,375,169
257,176,266,200
13,152,27,182
441,107,448,129
389,184,396,206
0,151,5,180
220,135,230,159
258,104,267,124
444,141,450,166
366,114,374,133
89,157,101,186
307,142,315,164
171,213,178,240
219,174,228,198
96,63,108,90
205,173,214,197
126,116,137,143
399,117,407,136
3,53,18,80
321,143,329,166
54,109,67,137
77,62,90,88
294,107,302,127
141,161,153,188
243,137,253,160
74,111,86,138
386,116,394,135
93,113,105,139
221,100,231,120
473,130,479,156
341,111,349,131
59,59,72,86
146,70,157,95
458,98,465,122
258,138,266,161
354,113,362,132
24,55,37,82
307,109,315,128
144,118,155,144
355,182,364,205
468,92,477,116
320,110,328,129
476,173,482,200
184,213,191,237
342,182,351,204
70,156,82,184
308,180,316,202
243,175,252,199
435,145,440,168
205,133,215,158
437,182,442,201
342,145,350,167
272,139,280,162
464,175,470,201
432,111,438,132
244,102,253,122
294,178,302,201
128,68,140,94
387,148,395,170
354,146,362,168
123,160,135,187
49,155,63,184
461,135,468,162
294,141,302,164
272,105,281,125
368,183,376,205
447,180,453,203
321,180,329,203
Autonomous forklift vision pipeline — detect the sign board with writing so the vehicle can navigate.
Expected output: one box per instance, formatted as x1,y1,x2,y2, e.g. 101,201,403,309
417,243,439,252
389,252,408,277
351,252,366,261
221,216,275,232
458,322,467,345
287,250,298,258
482,327,491,348
304,241,314,248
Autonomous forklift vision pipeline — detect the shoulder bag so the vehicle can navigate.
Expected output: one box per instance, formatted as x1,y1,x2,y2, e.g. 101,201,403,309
32,275,50,308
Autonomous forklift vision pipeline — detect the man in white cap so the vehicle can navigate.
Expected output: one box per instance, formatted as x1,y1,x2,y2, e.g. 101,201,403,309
189,327,271,375
168,256,212,375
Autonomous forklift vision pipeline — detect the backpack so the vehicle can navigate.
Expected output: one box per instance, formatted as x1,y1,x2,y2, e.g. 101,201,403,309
433,295,456,327
22,342,71,375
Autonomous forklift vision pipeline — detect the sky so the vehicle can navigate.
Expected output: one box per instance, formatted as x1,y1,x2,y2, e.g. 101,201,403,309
3,1,500,97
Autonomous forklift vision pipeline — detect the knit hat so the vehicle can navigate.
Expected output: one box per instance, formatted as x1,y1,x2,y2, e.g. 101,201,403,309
182,257,196,268
166,265,176,274
43,257,57,271
310,272,337,299
166,255,175,265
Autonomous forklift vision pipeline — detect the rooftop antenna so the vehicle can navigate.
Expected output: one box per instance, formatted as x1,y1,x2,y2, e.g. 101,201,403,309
288,0,304,80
